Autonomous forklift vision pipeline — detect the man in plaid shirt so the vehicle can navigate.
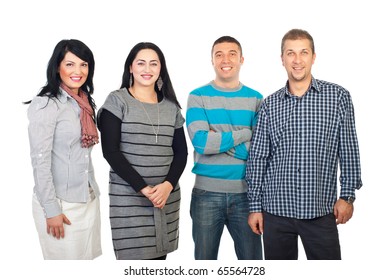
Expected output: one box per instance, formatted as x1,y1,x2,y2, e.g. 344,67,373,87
246,29,362,260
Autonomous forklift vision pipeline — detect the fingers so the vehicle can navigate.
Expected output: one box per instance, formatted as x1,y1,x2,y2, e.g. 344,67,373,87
249,223,260,235
153,198,166,209
62,215,72,226
248,213,263,235
46,214,70,239
336,216,350,225
46,225,64,239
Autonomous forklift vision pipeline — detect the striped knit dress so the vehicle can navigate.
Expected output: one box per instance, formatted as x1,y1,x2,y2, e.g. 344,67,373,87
98,88,184,259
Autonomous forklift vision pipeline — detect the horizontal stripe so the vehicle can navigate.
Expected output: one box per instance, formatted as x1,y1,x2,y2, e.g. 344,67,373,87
113,234,156,241
114,236,178,252
192,162,246,180
121,151,173,157
186,108,254,126
191,87,262,98
122,121,175,128
122,131,173,138
220,131,233,153
111,224,155,230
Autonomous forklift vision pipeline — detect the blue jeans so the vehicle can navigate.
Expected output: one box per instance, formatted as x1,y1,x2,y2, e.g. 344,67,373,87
190,188,263,260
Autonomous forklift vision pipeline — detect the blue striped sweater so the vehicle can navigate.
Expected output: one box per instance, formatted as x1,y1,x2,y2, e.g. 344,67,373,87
186,82,263,193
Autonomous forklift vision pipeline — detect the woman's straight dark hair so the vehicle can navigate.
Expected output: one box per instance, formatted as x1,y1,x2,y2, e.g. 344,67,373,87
24,39,96,114
121,42,181,108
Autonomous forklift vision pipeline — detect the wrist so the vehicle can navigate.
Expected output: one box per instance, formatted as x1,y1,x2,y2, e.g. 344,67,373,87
340,196,355,204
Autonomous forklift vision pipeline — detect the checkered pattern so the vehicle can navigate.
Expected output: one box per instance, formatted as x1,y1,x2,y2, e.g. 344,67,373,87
246,78,362,219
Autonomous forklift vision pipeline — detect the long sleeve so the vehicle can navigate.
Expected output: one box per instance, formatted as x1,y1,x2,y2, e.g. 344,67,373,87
99,109,147,192
28,97,61,218
338,91,363,198
246,101,270,212
186,92,252,155
164,127,188,188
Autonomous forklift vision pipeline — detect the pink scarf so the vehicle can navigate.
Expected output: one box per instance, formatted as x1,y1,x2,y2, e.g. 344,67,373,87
60,84,99,148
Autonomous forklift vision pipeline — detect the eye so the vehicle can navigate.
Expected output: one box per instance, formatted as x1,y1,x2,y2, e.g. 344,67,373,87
81,63,88,67
66,62,74,67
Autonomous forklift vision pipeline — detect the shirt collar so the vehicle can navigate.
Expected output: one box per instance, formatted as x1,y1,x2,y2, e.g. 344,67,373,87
282,76,320,98
58,87,72,103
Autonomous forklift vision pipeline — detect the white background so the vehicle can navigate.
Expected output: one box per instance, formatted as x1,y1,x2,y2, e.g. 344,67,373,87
1,0,387,279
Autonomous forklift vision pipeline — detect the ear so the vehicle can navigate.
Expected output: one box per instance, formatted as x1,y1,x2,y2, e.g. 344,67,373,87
312,53,316,65
240,56,244,65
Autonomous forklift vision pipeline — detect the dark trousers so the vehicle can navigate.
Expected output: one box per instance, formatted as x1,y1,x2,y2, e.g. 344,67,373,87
263,212,341,260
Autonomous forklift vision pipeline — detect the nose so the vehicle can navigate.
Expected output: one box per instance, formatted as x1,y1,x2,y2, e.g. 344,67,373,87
293,54,302,63
221,54,229,62
144,64,151,73
74,65,82,74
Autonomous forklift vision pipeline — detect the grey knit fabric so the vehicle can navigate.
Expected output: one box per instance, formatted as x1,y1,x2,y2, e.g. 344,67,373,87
98,88,184,259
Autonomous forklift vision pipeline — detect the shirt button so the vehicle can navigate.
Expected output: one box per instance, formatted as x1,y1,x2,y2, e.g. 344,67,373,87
85,170,88,174
85,155,89,158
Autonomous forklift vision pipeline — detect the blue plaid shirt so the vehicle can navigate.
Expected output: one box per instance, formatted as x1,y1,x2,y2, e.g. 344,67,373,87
246,78,362,219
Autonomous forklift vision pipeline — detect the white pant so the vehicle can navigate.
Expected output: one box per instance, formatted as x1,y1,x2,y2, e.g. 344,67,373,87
32,190,102,260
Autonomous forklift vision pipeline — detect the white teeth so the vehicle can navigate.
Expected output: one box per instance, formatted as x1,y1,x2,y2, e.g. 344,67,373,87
222,67,232,70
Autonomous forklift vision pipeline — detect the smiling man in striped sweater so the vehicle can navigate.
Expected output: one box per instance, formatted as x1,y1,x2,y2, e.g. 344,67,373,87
186,36,263,260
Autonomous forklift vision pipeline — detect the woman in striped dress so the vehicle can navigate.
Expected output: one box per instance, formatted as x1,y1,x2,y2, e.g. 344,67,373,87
97,42,188,260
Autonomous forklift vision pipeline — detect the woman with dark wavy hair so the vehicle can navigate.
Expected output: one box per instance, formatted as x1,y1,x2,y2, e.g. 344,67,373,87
26,39,102,259
98,42,187,260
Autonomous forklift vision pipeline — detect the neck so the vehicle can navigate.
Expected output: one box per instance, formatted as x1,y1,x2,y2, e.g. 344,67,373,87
130,86,157,103
288,78,311,97
213,78,240,89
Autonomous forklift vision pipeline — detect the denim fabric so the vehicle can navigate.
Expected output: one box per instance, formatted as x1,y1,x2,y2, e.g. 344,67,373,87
190,188,263,260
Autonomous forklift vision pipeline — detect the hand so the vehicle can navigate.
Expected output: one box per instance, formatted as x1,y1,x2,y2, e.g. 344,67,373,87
334,199,354,224
248,212,263,235
140,185,154,200
149,181,173,209
46,214,71,239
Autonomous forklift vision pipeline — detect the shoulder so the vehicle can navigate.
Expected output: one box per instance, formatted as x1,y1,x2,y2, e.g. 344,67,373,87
240,84,263,99
315,79,350,96
264,86,285,102
27,96,60,121
28,96,59,111
102,88,130,106
107,87,129,100
189,82,213,96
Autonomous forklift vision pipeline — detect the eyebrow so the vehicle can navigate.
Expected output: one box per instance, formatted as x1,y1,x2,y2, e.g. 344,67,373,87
214,50,238,55
63,60,88,64
136,59,159,63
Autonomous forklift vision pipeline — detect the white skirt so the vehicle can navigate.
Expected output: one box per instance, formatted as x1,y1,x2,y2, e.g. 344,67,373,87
32,189,102,260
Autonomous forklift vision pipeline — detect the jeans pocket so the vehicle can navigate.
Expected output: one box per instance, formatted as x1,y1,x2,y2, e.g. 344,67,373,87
191,188,208,196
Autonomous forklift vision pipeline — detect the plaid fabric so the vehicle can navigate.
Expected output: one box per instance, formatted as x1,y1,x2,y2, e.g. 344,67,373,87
246,78,362,219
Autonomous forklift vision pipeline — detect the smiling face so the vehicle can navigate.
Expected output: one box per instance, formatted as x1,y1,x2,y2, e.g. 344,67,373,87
281,38,316,86
130,48,161,88
58,51,89,95
212,42,244,88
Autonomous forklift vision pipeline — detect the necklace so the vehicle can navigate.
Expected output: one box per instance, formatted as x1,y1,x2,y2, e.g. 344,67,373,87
139,101,160,143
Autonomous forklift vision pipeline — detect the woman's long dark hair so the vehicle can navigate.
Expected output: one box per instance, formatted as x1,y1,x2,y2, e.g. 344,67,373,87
121,42,181,108
25,39,96,113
